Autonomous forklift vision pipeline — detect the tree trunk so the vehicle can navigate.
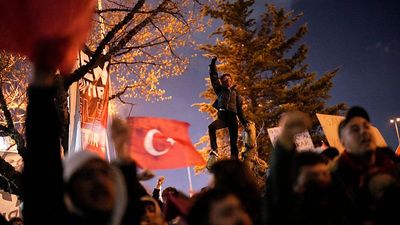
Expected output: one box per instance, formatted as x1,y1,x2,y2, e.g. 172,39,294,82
55,76,69,155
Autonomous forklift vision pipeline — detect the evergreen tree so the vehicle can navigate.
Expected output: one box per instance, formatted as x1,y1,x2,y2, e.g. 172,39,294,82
194,0,345,172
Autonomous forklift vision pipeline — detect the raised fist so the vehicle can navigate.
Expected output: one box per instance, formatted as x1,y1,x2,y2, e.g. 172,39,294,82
211,57,217,65
156,176,165,189
279,111,312,144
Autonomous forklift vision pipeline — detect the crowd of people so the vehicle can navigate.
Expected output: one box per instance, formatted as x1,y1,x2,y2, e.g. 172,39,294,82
0,57,399,225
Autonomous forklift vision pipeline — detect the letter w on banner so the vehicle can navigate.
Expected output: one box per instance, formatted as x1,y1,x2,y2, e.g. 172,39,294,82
127,117,205,169
78,51,109,158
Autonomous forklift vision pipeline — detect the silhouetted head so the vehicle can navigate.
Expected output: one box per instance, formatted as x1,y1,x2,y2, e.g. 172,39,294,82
162,187,178,203
220,74,233,88
293,151,331,193
210,159,258,196
188,189,252,225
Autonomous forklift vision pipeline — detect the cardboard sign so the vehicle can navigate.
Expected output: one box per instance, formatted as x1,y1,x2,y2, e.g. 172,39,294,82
267,127,315,151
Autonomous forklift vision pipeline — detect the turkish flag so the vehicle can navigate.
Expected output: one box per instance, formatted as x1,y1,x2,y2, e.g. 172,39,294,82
0,0,95,74
126,117,205,169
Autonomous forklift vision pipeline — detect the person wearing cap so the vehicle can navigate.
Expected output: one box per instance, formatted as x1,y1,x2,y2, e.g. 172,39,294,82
207,57,248,162
333,106,400,225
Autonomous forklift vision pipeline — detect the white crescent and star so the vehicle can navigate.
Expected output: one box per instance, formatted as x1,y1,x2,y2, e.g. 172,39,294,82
144,129,175,156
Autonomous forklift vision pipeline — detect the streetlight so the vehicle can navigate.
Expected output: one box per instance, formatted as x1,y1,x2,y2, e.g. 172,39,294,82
390,117,400,145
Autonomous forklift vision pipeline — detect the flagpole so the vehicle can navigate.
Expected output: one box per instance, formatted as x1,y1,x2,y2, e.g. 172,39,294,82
186,167,193,197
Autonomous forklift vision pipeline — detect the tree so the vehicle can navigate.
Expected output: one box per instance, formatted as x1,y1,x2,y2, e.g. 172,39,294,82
194,0,345,183
0,51,29,196
0,0,207,197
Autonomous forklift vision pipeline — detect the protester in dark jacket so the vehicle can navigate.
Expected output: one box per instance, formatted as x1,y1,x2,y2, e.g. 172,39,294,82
23,67,67,225
266,111,350,225
207,57,248,161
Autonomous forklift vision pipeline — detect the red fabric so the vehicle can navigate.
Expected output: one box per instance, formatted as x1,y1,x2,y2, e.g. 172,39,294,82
396,145,400,156
80,56,109,158
127,117,205,169
0,0,96,74
85,142,106,159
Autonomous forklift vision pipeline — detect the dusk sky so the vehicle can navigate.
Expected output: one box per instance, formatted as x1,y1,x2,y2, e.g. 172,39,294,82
118,0,400,194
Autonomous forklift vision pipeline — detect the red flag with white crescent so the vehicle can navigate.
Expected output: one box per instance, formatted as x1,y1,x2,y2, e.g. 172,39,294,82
126,117,205,169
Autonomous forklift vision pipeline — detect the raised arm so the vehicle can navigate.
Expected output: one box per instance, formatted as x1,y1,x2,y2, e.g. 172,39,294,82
266,111,312,222
23,67,66,225
209,57,221,94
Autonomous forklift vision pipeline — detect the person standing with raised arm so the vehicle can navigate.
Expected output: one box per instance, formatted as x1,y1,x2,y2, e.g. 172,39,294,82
207,57,248,164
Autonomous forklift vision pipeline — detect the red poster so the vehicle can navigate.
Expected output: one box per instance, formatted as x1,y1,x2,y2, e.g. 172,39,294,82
79,52,109,157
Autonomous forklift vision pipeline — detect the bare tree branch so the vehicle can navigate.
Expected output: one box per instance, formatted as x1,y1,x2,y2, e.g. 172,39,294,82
97,8,131,13
113,38,169,57
0,155,21,197
65,0,147,87
149,19,181,59
107,0,170,57
97,9,160,14
0,80,26,158
108,84,139,100
110,60,163,66
117,96,135,106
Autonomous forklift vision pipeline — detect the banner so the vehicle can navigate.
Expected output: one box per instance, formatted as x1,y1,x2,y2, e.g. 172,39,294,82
126,117,205,169
0,151,22,220
316,113,387,153
78,51,110,158
267,127,315,151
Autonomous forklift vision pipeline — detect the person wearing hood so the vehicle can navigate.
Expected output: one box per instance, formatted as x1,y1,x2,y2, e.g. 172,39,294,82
22,65,127,225
63,151,127,225
207,57,248,163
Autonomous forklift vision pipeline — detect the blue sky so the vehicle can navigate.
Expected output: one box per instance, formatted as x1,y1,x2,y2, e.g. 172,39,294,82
118,0,400,195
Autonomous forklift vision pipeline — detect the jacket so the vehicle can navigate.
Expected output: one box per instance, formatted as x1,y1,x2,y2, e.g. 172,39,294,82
209,62,247,125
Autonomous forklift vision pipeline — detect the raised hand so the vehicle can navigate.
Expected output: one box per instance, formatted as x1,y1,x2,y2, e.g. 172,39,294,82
278,111,312,149
156,176,165,189
211,57,217,65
